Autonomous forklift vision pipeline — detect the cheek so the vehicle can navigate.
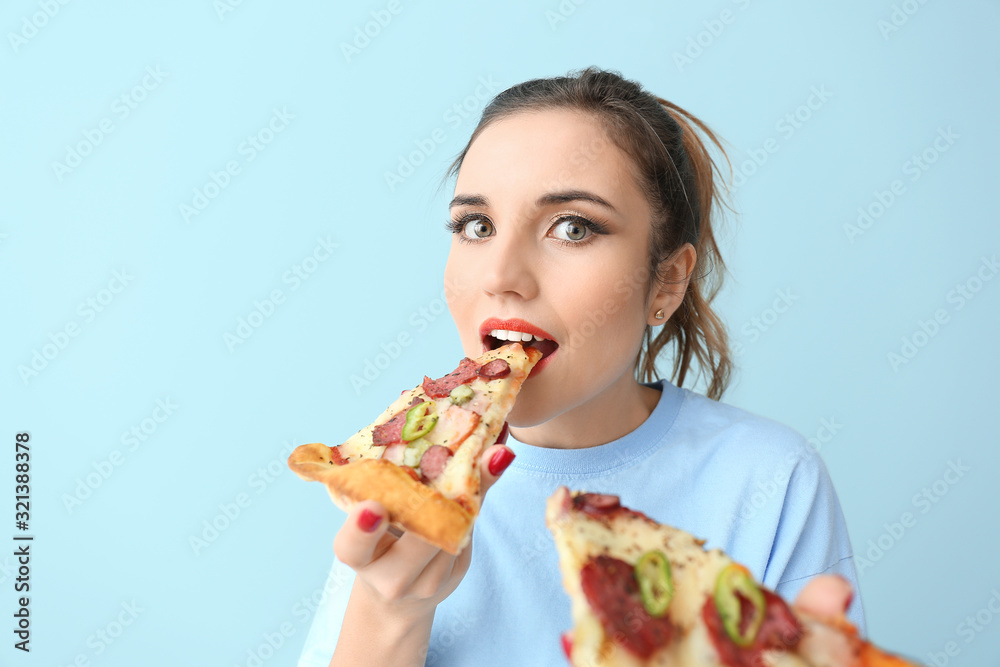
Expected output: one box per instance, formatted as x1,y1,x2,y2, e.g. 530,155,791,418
443,254,477,347
562,271,646,353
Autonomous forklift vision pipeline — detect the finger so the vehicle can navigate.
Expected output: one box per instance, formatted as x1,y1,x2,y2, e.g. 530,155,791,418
407,547,461,598
333,500,393,569
793,574,854,618
362,528,452,595
480,423,515,497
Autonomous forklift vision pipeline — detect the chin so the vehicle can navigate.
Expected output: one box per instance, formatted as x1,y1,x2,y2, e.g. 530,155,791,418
505,386,559,428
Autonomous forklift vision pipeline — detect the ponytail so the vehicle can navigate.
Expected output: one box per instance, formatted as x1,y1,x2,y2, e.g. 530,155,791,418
637,97,735,400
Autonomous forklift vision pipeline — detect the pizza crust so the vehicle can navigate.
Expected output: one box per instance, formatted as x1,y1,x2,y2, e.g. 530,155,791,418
288,443,474,554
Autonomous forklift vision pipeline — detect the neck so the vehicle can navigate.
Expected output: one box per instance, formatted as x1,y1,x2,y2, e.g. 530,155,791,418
509,373,662,450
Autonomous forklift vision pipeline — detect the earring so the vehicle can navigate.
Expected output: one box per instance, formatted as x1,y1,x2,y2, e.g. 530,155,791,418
654,309,665,319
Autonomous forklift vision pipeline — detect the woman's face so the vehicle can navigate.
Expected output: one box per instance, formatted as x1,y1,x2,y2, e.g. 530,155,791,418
444,109,678,433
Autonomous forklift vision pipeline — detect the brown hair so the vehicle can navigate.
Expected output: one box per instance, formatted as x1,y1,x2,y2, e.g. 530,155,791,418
441,67,735,400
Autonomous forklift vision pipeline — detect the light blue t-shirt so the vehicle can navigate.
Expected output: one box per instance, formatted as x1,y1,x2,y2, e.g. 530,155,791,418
298,379,866,666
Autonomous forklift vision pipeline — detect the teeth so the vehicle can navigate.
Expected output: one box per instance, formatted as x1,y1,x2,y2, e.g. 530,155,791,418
489,329,548,342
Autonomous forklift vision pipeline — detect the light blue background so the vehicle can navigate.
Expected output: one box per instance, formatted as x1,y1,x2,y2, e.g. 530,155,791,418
2,1,998,665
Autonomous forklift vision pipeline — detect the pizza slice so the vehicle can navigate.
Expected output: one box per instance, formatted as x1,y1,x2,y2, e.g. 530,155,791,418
287,342,542,555
545,486,920,667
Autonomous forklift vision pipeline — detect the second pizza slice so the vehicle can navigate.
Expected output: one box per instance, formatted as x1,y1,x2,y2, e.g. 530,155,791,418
545,486,919,667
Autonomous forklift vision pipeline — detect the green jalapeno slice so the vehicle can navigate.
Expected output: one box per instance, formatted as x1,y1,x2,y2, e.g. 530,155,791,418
713,563,765,647
401,401,438,441
634,550,674,617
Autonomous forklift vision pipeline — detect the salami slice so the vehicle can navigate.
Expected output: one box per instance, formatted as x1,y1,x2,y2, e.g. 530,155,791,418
580,555,674,659
372,407,409,446
422,358,481,398
478,358,510,379
419,445,453,481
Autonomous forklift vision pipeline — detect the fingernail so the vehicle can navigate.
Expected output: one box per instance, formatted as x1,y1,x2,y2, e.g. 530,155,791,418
496,421,509,445
488,447,515,476
358,508,382,533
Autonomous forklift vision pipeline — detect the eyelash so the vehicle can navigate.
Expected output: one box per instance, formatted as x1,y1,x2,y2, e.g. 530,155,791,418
444,212,610,247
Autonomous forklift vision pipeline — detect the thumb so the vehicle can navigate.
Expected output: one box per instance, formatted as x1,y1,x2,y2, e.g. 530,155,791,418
792,574,854,619
479,421,515,497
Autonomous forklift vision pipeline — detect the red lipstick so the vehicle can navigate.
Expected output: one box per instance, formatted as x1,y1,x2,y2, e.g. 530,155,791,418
478,318,557,343
479,317,559,378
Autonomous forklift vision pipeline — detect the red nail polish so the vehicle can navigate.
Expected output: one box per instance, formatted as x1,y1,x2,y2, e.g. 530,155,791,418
488,447,515,476
496,421,509,445
357,508,382,533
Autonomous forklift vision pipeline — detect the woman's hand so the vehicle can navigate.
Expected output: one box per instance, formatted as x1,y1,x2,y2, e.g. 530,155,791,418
329,435,516,666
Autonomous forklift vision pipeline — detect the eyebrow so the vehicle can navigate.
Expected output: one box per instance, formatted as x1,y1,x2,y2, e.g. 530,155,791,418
449,190,619,214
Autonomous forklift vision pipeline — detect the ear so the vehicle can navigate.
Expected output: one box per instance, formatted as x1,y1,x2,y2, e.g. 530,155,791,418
646,243,697,326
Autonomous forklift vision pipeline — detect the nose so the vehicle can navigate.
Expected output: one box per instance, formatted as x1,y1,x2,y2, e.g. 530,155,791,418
479,227,539,302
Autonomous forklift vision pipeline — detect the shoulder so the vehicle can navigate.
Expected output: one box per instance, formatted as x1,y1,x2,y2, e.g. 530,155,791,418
671,386,819,475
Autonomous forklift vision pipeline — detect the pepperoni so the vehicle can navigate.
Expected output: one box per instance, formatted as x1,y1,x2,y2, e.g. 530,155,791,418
580,555,674,659
419,445,453,481
422,358,481,398
572,493,655,523
478,358,510,379
701,589,803,667
328,445,349,465
573,493,621,514
372,407,409,445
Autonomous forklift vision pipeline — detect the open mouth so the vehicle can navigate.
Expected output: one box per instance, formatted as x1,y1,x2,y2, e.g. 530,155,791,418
479,318,560,377
484,329,559,361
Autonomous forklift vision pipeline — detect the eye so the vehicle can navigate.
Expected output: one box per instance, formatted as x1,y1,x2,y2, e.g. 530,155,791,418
463,216,494,239
551,217,591,242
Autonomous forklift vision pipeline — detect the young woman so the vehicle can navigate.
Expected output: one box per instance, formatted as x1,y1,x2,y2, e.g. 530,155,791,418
298,67,864,666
